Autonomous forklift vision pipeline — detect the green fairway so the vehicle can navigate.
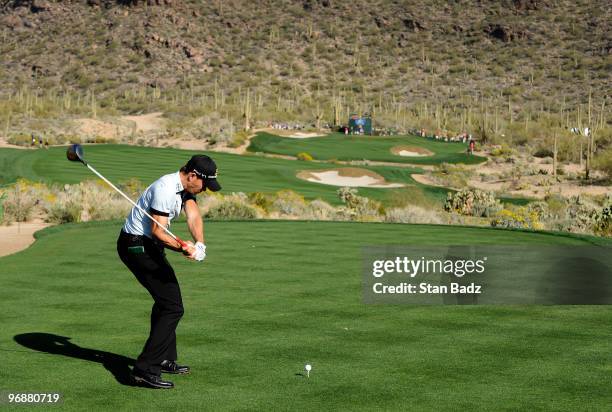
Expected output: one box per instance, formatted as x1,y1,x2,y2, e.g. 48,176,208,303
1,220,610,410
0,145,452,205
248,132,487,165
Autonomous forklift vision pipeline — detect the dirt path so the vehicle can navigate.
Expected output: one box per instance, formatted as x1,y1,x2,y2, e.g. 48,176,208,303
0,222,51,257
162,138,208,150
207,128,273,155
74,117,128,139
74,112,167,140
121,112,166,133
0,137,29,149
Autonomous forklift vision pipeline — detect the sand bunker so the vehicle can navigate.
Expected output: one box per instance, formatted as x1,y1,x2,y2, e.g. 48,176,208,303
0,222,51,257
297,168,405,188
391,146,434,157
288,132,324,139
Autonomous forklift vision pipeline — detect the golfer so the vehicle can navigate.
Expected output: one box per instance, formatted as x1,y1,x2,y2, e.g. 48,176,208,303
117,155,221,389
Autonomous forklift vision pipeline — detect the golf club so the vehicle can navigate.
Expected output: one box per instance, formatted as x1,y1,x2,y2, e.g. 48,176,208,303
66,143,189,248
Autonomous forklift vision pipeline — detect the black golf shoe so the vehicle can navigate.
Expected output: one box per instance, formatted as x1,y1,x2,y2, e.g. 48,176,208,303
131,369,174,389
160,360,190,375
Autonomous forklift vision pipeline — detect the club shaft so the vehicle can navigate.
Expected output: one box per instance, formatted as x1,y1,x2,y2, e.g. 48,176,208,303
85,163,184,244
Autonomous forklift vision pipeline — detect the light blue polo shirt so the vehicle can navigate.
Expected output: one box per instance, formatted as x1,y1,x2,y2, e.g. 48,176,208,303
123,172,192,238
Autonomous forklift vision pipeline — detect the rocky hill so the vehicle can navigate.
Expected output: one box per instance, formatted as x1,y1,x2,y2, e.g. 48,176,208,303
1,0,609,103
0,0,609,154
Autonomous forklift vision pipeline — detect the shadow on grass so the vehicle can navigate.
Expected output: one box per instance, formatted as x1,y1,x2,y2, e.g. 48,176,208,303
14,333,135,386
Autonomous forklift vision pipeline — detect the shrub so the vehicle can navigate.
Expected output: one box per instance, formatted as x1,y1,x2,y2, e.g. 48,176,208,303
437,162,453,174
491,207,543,230
593,148,612,179
205,193,260,220
85,136,118,144
544,196,599,234
385,205,443,224
271,190,307,216
190,114,234,145
304,199,337,220
43,181,130,223
533,148,554,158
444,188,502,217
231,130,250,148
297,152,314,161
2,180,45,223
337,187,382,222
564,196,598,233
337,187,360,208
47,200,82,223
490,145,513,157
434,163,470,188
0,191,6,223
544,194,566,218
526,201,553,221
534,195,611,236
248,192,273,212
593,205,612,237
47,134,71,145
119,178,145,200
7,134,32,146
86,193,130,221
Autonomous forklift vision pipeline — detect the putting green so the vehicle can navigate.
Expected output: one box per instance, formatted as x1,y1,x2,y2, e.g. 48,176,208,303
248,132,487,165
1,220,610,410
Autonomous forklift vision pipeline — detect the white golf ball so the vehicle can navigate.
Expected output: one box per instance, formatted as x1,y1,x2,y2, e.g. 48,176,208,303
305,364,312,371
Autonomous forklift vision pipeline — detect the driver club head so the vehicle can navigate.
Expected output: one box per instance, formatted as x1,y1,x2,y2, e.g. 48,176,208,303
66,144,85,164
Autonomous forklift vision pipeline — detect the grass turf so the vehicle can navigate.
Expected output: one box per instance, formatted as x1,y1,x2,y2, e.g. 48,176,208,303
0,145,450,205
0,145,531,207
248,132,487,165
0,220,610,410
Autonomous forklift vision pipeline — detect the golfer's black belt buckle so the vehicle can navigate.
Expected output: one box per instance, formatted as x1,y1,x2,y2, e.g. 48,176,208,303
127,245,145,254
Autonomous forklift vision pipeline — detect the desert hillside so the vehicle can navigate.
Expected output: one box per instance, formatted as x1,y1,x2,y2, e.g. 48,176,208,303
1,1,609,113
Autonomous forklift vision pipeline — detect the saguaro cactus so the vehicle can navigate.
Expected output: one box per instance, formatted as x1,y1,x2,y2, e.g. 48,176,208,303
244,88,251,131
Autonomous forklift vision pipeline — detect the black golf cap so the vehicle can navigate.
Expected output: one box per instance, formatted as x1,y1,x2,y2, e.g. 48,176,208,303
184,155,221,192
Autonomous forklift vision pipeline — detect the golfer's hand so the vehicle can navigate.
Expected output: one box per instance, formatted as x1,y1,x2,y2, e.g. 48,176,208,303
182,241,196,259
191,242,206,262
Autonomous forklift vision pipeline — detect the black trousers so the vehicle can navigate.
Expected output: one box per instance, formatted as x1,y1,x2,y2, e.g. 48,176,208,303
117,230,184,376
